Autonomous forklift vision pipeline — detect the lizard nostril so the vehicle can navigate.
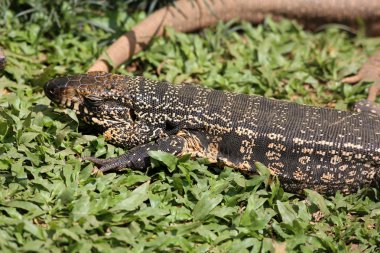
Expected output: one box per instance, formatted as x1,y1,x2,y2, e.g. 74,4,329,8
44,81,56,100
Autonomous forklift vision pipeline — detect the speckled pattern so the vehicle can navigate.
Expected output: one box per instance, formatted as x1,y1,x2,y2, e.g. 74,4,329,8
45,72,380,194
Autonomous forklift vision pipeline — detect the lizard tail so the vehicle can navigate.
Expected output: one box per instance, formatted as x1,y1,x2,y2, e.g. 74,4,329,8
87,0,380,73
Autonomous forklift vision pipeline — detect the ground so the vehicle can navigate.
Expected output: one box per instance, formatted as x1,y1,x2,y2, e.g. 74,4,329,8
0,1,379,252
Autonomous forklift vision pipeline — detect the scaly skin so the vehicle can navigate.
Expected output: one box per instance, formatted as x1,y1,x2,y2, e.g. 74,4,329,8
45,72,380,195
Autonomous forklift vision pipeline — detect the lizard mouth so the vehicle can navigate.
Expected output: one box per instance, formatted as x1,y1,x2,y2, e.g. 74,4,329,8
44,76,69,103
44,77,82,111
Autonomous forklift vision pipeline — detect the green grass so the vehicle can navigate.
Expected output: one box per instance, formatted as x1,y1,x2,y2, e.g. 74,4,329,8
1,1,380,252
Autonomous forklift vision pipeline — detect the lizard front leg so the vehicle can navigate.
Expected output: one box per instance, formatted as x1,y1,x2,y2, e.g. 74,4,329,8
85,129,225,173
85,125,253,173
343,51,380,101
85,135,186,172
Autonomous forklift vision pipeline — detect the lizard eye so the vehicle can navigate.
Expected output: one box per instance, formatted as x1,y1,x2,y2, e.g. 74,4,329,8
84,95,103,107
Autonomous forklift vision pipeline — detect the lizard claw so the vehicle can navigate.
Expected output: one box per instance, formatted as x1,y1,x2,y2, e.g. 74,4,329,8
342,51,380,101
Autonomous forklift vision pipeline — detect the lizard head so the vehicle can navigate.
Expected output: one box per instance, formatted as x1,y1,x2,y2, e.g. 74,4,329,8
44,71,136,130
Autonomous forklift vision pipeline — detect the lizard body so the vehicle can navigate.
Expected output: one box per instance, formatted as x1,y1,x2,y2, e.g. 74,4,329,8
45,72,380,194
43,0,380,194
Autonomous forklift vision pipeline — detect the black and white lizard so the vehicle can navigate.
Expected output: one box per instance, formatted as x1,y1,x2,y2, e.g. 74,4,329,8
40,0,380,195
44,72,380,195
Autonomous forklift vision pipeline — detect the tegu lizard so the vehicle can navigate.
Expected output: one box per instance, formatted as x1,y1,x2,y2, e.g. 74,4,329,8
44,0,380,194
44,72,380,195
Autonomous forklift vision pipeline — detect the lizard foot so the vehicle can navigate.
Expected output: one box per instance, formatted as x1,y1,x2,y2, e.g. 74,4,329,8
342,51,380,101
353,100,380,115
83,135,186,173
84,154,134,173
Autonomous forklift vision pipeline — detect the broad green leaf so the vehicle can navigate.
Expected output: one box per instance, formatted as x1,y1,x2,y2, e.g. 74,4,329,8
111,180,150,212
192,193,223,221
277,200,297,225
148,150,178,172
72,194,90,221
305,189,331,215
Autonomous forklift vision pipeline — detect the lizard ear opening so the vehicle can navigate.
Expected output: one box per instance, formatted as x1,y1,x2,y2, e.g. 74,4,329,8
129,109,137,121
164,120,180,135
